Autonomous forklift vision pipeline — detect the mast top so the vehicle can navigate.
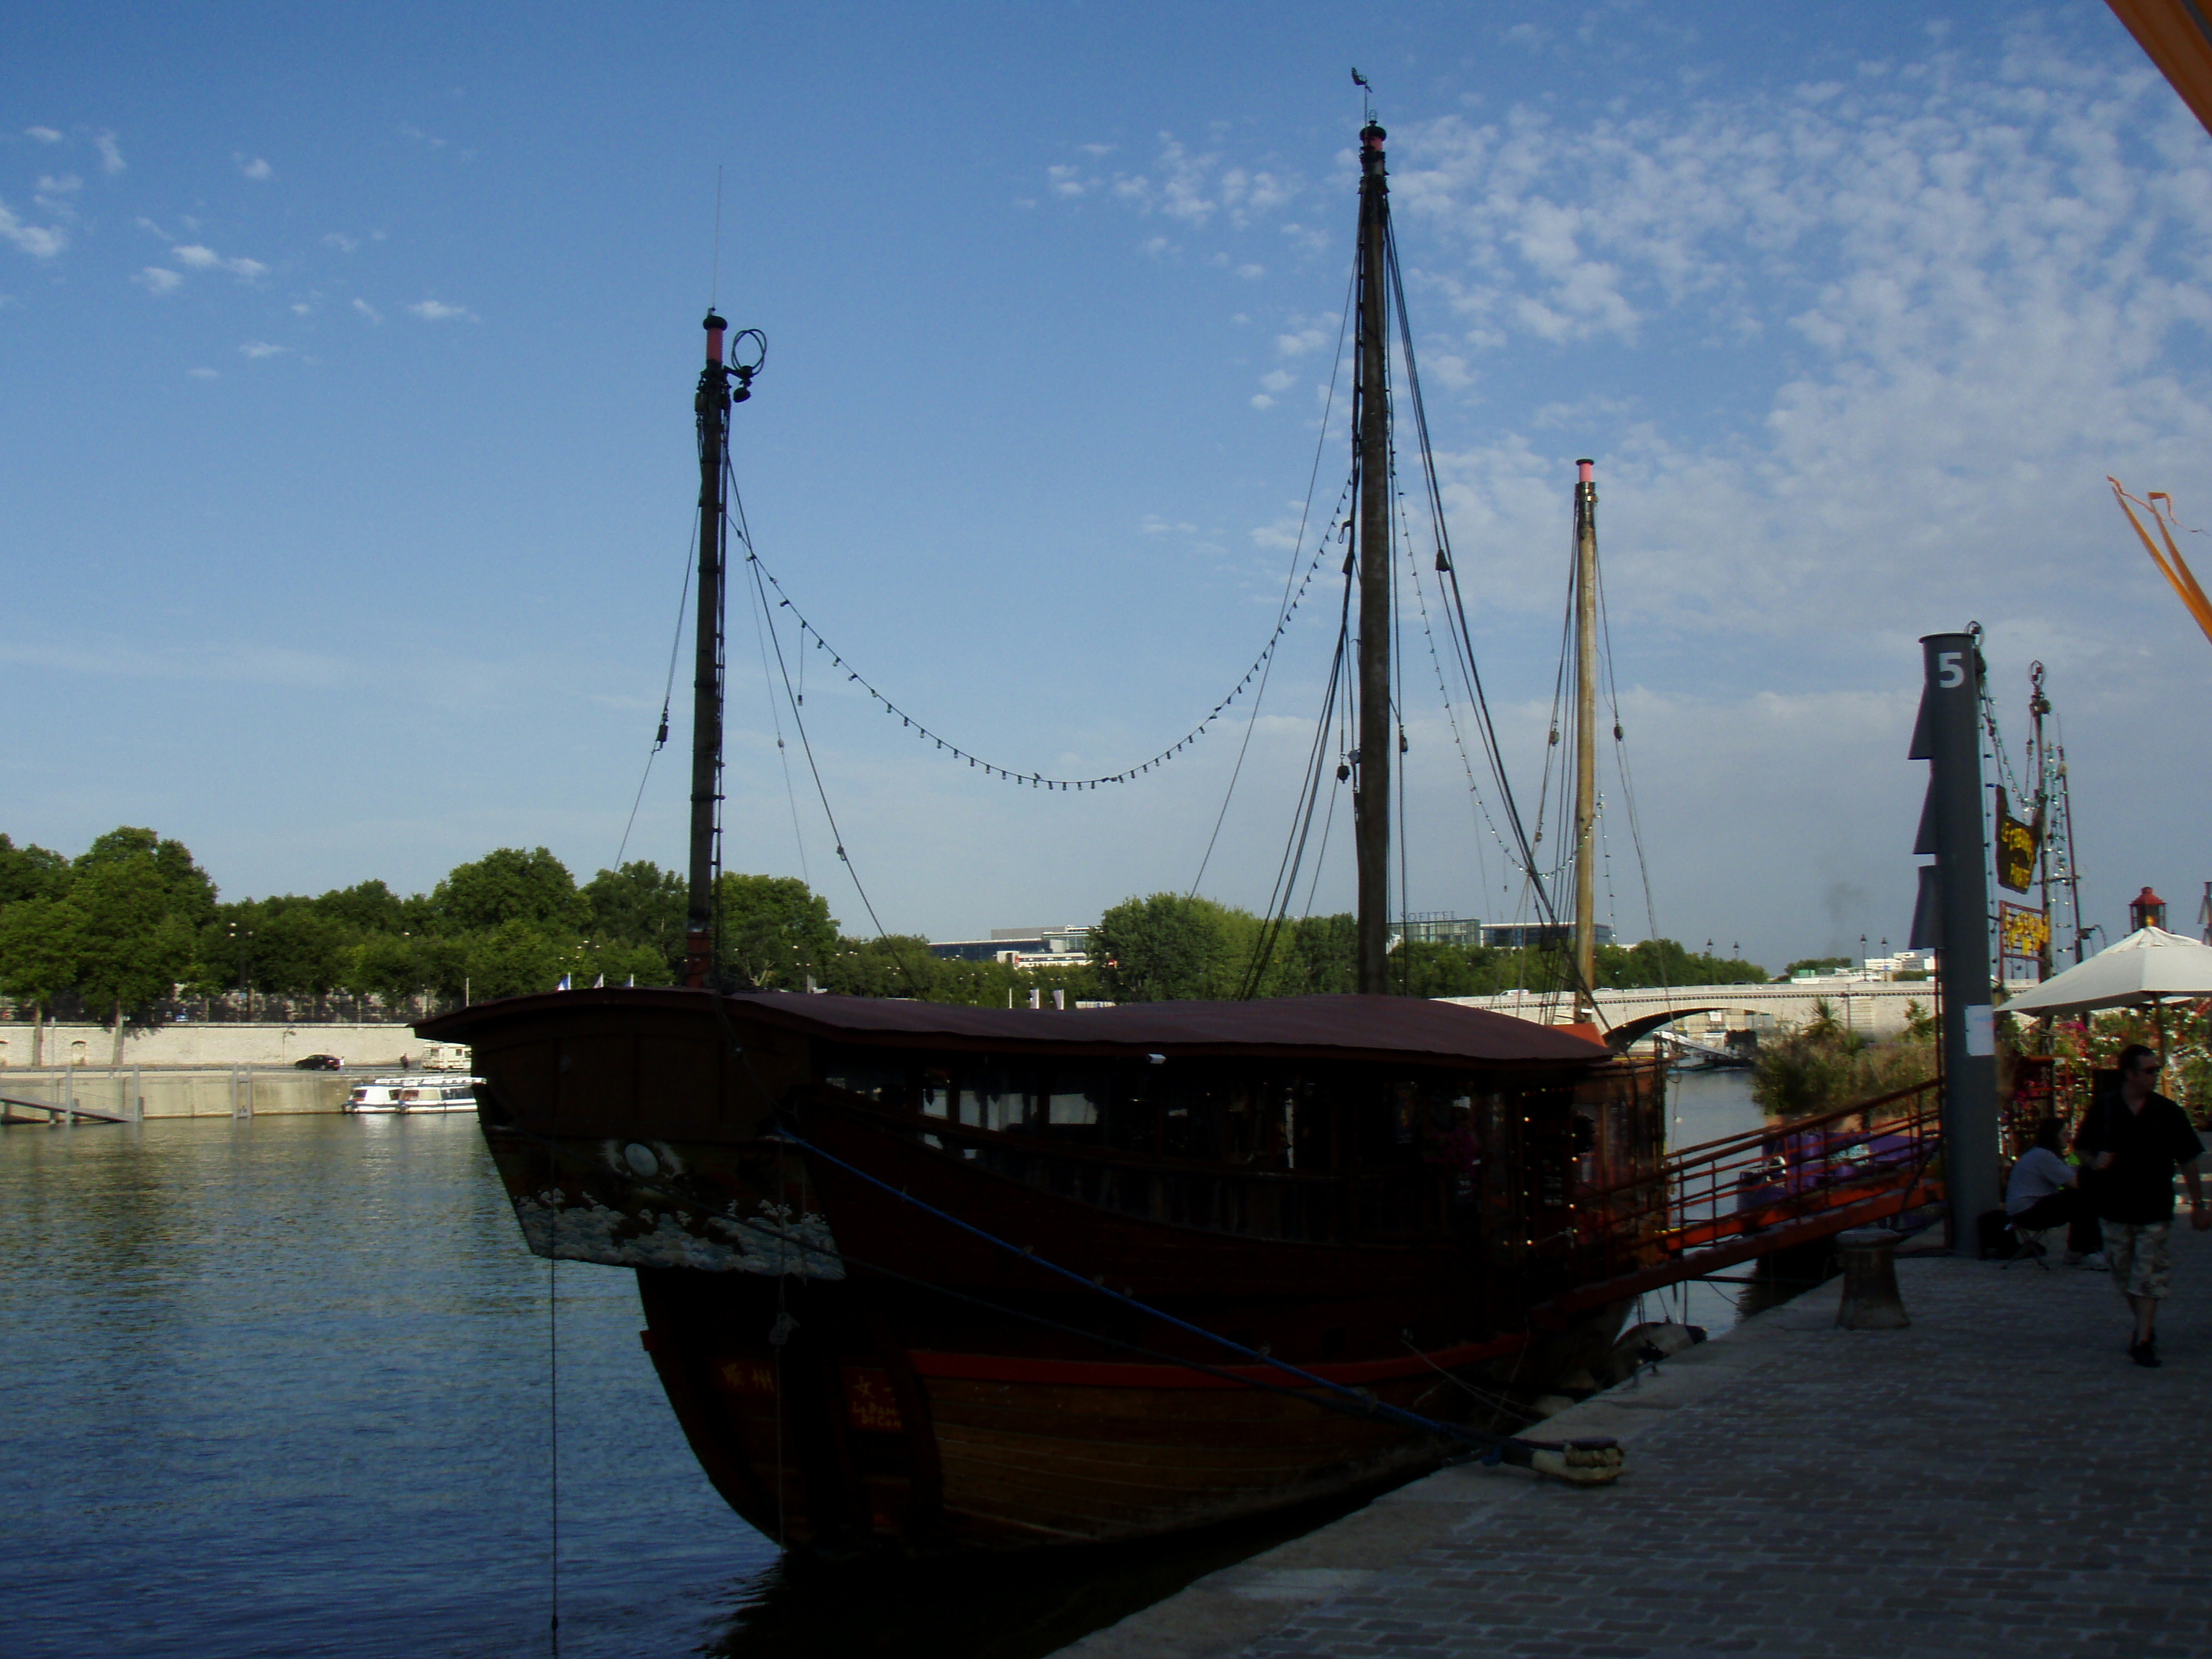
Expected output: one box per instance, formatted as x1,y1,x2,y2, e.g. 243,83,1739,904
703,309,727,364
1577,458,1594,482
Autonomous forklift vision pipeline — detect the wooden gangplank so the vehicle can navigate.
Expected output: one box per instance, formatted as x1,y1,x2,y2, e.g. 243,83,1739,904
0,1091,131,1127
1539,1079,1943,1321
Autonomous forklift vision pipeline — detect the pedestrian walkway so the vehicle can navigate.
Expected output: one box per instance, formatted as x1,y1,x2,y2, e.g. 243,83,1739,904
1061,1226,2212,1659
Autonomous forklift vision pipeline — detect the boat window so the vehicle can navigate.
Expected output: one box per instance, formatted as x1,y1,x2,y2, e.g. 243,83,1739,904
958,1061,1026,1133
920,1067,950,1118
820,1046,909,1107
1038,1070,1104,1144
1159,1072,1223,1161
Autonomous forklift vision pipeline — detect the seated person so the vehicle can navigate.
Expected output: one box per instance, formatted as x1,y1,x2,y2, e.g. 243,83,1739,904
2006,1115,2105,1266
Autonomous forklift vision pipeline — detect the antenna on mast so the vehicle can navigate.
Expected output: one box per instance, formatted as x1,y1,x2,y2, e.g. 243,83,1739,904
1350,67,1374,125
710,165,724,307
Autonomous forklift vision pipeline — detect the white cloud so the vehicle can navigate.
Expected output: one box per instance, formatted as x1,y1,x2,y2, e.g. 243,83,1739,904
405,298,476,321
1249,393,1275,410
133,266,182,295
171,243,266,279
352,297,383,324
290,301,312,315
235,153,272,180
1259,369,1295,394
323,232,359,252
1062,134,1305,237
1236,263,1266,279
35,174,81,194
188,367,218,379
93,131,123,174
0,199,66,258
239,341,287,359
24,126,62,143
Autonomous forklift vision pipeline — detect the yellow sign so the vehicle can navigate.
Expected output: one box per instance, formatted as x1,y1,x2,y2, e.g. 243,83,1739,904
1999,902,2049,960
1995,801,2038,894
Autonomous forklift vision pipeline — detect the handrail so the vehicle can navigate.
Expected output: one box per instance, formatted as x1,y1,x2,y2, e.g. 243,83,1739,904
1575,1076,1939,1204
1566,1077,1943,1277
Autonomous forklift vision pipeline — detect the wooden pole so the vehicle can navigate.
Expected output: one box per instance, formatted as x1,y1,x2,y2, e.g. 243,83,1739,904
1572,460,1600,1023
685,312,732,986
1353,121,1393,996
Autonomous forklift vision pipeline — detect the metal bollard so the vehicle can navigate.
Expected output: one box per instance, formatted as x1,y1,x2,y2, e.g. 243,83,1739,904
1835,1227,1910,1329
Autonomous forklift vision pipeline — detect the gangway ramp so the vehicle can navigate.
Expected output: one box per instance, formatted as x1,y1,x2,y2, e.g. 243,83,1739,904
1,1091,132,1127
1539,1079,1942,1322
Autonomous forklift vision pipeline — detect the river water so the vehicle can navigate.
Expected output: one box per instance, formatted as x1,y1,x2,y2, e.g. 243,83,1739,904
1,1070,1763,1658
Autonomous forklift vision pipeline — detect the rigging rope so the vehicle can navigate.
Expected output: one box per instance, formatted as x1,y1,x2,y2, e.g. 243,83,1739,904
766,1121,1602,1468
613,506,700,869
1382,219,1590,1012
1191,262,1359,897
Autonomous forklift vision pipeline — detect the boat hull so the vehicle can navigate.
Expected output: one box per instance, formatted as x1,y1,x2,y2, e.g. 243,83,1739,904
432,986,1659,1553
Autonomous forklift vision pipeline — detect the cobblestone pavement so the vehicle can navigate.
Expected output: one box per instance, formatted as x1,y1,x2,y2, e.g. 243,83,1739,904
1064,1226,2212,1659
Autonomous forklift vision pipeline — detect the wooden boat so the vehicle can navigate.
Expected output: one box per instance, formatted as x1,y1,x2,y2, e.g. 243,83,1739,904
423,110,1667,1555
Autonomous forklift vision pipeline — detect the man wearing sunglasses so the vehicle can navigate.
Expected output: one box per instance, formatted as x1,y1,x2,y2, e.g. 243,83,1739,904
2075,1043,2209,1368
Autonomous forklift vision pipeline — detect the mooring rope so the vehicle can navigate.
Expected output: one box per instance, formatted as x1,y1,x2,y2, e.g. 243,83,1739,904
766,1122,1582,1462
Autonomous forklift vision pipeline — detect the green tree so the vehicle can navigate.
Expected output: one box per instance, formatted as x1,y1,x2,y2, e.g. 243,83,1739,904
817,934,940,998
432,848,587,934
1779,956,1852,981
1278,913,1357,996
1600,938,1768,989
464,921,572,1001
344,932,426,1006
0,835,68,904
715,873,837,989
73,858,198,1063
583,861,687,976
0,896,84,1064
1089,893,1258,1002
77,827,217,927
313,879,410,935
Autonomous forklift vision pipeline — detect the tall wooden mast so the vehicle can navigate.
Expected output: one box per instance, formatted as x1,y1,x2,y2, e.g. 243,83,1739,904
1353,120,1394,995
685,312,734,987
1570,459,1600,1023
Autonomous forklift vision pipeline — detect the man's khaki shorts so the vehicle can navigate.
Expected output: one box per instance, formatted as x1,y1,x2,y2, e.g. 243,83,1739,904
2106,1220,2172,1301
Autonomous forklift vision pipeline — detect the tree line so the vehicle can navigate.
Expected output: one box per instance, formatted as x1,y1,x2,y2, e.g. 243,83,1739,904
0,828,1770,1061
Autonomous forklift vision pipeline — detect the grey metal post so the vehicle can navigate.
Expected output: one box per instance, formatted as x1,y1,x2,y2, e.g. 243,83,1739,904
1911,631,2000,1250
132,1065,143,1125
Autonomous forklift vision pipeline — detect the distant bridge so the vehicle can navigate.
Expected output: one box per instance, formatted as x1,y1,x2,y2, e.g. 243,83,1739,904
1443,980,1934,1041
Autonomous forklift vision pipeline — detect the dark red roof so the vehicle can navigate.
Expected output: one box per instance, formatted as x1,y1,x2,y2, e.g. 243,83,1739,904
722,990,1609,1067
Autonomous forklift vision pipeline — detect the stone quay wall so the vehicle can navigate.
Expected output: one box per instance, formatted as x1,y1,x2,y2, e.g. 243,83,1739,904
0,1021,446,1071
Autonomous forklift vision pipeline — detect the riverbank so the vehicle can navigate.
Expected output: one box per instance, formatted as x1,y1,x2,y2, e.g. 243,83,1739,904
1058,1225,2211,1659
0,1020,439,1071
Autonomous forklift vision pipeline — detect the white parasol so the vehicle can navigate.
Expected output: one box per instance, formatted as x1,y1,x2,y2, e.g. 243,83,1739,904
2000,926,2212,1017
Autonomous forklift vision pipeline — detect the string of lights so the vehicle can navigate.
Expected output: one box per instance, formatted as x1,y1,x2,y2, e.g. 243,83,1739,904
737,531,1339,791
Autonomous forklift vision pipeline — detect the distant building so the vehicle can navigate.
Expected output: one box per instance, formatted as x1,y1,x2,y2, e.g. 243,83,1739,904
1393,913,1483,948
1480,922,1616,951
929,924,1092,967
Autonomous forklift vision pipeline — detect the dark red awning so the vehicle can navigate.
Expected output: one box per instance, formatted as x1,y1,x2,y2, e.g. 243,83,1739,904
719,989,1611,1067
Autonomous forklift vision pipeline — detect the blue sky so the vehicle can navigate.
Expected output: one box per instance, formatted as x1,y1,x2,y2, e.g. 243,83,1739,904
6,1,2210,971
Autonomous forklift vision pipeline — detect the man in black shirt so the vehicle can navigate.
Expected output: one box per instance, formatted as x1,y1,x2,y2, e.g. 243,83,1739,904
2075,1044,2209,1368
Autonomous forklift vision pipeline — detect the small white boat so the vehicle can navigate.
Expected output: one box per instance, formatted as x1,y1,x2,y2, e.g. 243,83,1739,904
344,1075,483,1114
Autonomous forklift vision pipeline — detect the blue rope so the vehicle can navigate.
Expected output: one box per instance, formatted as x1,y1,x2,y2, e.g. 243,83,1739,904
769,1120,1542,1455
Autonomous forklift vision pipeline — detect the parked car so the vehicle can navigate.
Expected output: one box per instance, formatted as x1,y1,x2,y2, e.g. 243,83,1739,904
294,1053,343,1071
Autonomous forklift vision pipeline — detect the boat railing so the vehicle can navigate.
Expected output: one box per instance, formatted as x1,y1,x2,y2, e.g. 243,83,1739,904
1563,1077,1944,1281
